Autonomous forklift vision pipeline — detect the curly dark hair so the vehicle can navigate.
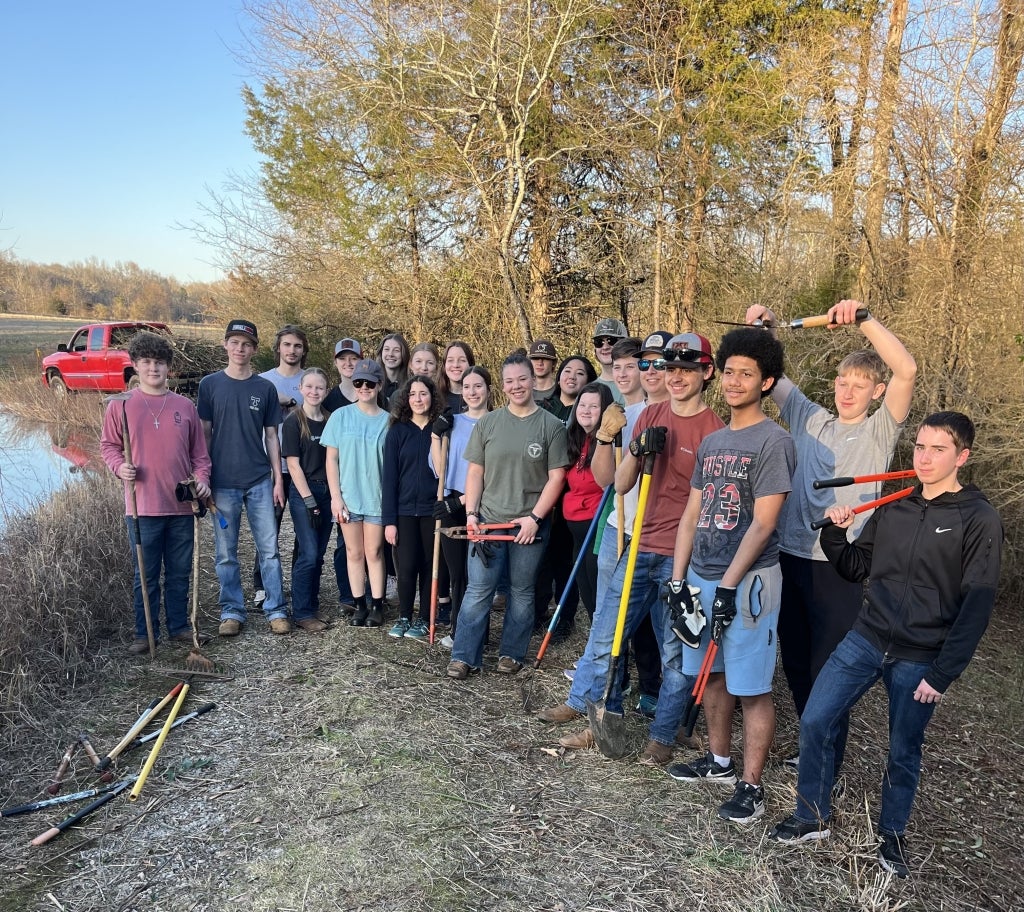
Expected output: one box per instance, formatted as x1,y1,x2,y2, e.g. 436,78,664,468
389,374,442,426
715,328,785,397
128,331,174,365
567,382,615,467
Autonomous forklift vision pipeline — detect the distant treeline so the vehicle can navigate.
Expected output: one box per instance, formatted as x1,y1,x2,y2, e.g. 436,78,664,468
0,254,221,325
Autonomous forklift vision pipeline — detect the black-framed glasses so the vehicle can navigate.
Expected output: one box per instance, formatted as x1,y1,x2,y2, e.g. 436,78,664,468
592,336,617,347
352,379,378,389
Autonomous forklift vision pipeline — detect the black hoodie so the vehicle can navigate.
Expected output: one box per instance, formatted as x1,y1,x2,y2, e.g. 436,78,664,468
820,483,1002,693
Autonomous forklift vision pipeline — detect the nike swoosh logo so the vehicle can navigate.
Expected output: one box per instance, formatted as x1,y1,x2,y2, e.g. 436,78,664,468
845,436,858,441
935,527,952,534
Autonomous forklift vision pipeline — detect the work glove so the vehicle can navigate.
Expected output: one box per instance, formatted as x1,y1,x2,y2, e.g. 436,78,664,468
595,404,627,443
629,425,667,458
303,495,321,531
663,580,705,648
433,408,455,437
432,493,463,519
711,586,737,643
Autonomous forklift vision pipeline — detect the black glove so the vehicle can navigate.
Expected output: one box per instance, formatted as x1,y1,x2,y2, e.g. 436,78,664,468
471,540,497,569
711,586,737,642
663,579,705,648
629,425,667,458
433,408,455,437
303,494,321,531
432,493,463,519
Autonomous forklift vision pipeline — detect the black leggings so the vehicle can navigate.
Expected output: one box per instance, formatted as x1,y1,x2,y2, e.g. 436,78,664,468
439,503,468,633
395,515,433,622
566,518,599,620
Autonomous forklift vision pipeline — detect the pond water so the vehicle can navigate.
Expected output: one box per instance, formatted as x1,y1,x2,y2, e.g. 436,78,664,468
0,410,102,527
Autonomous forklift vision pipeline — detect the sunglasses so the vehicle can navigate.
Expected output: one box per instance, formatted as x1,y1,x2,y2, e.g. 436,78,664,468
593,335,618,347
352,379,378,389
653,352,706,371
637,357,658,371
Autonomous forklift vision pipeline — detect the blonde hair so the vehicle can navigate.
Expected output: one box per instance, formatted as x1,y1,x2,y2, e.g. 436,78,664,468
295,367,330,441
837,350,886,386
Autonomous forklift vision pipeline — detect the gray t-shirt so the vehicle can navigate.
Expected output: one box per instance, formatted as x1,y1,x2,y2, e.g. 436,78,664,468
689,418,796,580
596,376,626,406
464,407,569,522
260,367,304,474
778,387,902,560
197,371,282,490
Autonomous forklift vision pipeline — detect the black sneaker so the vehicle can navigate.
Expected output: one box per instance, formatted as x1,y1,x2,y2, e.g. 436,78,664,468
718,781,765,824
768,814,830,843
878,832,910,878
668,751,738,785
782,751,800,768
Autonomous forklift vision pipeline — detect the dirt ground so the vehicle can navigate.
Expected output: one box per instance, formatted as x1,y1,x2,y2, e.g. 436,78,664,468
1,524,1022,912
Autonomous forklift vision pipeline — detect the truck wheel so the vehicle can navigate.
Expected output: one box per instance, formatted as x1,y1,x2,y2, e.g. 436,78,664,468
48,373,68,398
126,374,141,390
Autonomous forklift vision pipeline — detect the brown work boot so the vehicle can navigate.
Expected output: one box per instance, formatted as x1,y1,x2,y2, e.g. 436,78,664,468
538,703,583,724
675,727,701,750
558,728,595,750
639,739,673,766
495,656,523,675
295,617,328,633
170,630,211,646
270,618,292,635
447,660,479,680
218,619,242,637
127,638,150,655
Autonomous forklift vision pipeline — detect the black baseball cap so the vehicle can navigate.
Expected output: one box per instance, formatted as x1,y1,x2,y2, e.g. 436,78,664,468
224,319,258,343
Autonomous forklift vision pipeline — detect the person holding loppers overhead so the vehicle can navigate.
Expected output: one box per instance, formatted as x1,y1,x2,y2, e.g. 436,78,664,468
665,328,796,825
280,367,334,633
446,352,569,680
538,333,723,762
383,375,443,640
198,319,290,637
745,299,917,769
768,412,1002,879
100,331,211,654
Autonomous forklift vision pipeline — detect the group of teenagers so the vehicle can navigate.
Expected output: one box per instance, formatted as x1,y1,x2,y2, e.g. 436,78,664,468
100,304,1002,881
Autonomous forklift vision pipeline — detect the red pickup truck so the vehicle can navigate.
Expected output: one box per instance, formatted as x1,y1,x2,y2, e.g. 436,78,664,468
41,322,212,395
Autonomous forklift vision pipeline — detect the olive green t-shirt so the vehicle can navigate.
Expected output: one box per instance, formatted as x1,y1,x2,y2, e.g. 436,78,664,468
464,407,569,522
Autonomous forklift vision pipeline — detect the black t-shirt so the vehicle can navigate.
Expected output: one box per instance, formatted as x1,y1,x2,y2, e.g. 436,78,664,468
281,412,329,484
324,386,353,413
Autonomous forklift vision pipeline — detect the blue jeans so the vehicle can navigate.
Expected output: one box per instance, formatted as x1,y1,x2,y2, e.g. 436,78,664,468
451,529,547,667
288,481,334,620
566,537,692,746
125,514,194,639
213,479,287,622
794,630,936,835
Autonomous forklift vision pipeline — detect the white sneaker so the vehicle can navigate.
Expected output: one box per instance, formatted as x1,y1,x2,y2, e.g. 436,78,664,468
253,589,266,606
440,635,454,650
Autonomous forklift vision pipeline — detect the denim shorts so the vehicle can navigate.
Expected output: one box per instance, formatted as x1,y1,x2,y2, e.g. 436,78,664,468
345,513,383,526
682,564,782,696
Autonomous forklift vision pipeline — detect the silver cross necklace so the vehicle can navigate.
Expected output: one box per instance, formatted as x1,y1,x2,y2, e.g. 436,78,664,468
142,392,170,429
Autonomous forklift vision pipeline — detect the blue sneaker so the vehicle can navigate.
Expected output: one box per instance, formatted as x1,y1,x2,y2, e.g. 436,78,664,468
388,618,411,638
405,619,429,640
636,694,658,719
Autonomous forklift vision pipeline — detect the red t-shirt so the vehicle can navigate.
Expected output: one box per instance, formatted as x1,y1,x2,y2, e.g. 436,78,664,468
630,401,725,556
563,438,605,521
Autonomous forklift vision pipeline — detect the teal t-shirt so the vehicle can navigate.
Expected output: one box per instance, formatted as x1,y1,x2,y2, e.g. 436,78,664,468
463,407,569,522
320,406,389,516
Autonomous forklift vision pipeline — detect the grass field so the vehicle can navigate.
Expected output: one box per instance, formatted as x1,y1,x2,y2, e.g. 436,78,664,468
0,314,86,375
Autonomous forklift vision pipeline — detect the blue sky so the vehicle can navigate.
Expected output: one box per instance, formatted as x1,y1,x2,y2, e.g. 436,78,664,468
0,2,262,283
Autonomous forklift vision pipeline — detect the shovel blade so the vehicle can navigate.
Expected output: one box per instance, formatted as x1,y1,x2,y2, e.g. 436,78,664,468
586,699,631,760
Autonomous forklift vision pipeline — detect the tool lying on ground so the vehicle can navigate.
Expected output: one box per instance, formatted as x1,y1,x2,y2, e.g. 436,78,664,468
3,777,135,819
130,674,195,801
810,486,915,530
96,683,185,773
439,523,520,542
812,469,916,489
715,307,869,329
535,485,613,669
44,740,80,795
30,777,135,846
587,451,657,760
